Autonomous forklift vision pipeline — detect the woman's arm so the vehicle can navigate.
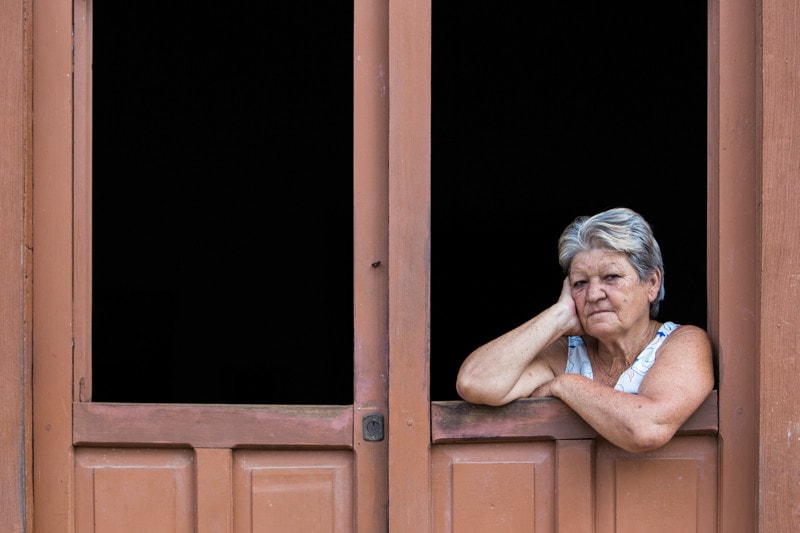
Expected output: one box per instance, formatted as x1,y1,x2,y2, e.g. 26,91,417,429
456,278,582,406
531,324,714,452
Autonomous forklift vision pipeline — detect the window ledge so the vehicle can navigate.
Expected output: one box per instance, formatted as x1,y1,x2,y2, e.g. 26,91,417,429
431,390,718,443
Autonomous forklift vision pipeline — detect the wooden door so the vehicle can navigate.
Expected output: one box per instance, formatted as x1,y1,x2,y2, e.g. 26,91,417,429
34,0,390,531
31,1,752,532
385,2,722,531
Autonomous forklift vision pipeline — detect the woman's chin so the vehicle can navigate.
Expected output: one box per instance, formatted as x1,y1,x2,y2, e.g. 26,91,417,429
583,316,619,337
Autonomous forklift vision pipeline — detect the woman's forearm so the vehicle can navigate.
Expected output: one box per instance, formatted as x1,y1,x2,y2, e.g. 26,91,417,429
538,373,697,453
456,303,573,405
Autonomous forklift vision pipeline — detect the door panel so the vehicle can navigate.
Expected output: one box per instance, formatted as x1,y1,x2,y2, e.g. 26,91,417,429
432,442,556,532
430,435,718,533
74,447,355,532
75,448,195,533
595,436,718,532
431,394,719,532
233,450,353,532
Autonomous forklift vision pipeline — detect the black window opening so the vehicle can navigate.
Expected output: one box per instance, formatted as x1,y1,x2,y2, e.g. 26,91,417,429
92,4,708,404
432,4,708,399
92,4,354,404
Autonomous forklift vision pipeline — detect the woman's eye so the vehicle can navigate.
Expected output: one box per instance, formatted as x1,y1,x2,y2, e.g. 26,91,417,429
573,280,586,288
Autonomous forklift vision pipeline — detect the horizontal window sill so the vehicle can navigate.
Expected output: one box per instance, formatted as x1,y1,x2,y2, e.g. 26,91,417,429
431,390,718,443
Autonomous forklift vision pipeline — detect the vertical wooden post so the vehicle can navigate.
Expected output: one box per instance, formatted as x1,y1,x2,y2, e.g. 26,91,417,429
709,0,759,530
32,0,76,530
388,0,432,530
0,0,32,530
354,0,390,530
759,1,800,530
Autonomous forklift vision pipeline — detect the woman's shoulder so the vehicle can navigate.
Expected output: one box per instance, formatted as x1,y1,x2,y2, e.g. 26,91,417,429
642,322,715,399
658,322,712,354
665,322,709,337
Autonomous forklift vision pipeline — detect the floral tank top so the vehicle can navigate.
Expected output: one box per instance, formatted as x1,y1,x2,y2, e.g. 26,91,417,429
565,321,678,393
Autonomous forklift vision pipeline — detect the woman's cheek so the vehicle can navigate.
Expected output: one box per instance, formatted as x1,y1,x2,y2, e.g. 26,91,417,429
572,292,586,313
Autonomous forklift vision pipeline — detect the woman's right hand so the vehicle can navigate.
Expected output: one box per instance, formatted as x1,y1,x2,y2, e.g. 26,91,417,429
556,276,585,337
457,276,581,405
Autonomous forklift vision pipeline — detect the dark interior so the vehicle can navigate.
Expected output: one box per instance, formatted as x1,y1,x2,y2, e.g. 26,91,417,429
91,3,354,404
92,4,706,404
431,6,708,399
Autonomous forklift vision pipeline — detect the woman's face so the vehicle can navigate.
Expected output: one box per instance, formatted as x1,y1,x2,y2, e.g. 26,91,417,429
568,248,660,339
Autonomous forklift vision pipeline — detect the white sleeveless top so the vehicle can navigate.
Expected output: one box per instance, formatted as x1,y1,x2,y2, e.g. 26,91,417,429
565,321,678,393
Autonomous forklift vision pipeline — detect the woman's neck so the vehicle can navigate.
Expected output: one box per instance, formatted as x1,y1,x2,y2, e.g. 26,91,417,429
589,319,660,371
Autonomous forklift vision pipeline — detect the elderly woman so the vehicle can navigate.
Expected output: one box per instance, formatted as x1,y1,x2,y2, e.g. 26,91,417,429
456,207,714,453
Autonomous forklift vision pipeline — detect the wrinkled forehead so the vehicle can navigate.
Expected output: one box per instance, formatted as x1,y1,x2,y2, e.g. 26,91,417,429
568,248,633,276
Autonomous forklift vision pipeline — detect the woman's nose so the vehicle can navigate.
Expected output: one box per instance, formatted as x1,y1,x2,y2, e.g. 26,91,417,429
587,280,605,301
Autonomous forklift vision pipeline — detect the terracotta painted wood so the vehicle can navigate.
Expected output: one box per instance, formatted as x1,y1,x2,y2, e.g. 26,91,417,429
72,0,93,404
74,446,356,531
595,436,718,532
31,0,77,531
708,0,761,530
432,442,556,532
432,392,718,443
387,0,432,531
353,0,390,529
35,1,391,531
555,440,594,532
73,403,353,448
74,448,196,532
196,448,233,533
0,0,32,530
759,1,800,530
232,450,354,531
431,436,717,532
18,0,800,531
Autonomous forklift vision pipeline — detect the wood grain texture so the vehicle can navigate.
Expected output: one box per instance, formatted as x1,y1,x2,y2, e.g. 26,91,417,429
387,0,432,530
74,403,353,448
432,391,718,443
31,0,76,530
759,0,800,530
0,0,31,530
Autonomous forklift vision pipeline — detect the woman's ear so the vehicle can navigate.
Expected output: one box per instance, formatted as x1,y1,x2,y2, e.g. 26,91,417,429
646,270,662,302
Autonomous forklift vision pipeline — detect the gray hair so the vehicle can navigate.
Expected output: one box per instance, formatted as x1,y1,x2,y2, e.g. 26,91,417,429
557,207,665,318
